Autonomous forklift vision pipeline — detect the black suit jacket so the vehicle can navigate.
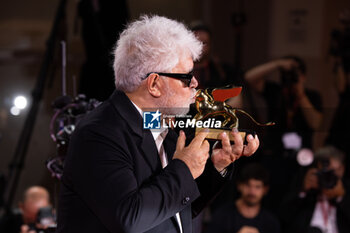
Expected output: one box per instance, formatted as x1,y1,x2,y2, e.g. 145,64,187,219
57,90,230,233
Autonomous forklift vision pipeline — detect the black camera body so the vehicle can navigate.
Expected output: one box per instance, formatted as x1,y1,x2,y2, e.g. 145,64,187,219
28,207,56,233
316,168,338,190
280,68,300,87
315,158,339,190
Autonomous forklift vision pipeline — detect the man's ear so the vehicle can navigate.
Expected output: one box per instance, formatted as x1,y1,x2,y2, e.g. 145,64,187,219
147,73,162,97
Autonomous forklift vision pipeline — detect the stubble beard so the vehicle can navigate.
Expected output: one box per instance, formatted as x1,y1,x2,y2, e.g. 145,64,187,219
156,81,196,116
242,195,260,207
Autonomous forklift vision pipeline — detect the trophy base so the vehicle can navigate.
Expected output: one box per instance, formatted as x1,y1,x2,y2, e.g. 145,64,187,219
195,128,252,142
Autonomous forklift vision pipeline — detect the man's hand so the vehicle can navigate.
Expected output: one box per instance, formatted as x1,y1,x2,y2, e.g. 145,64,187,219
292,75,306,100
323,179,345,200
173,130,210,179
237,226,260,233
211,129,259,172
20,225,36,233
277,58,297,70
303,168,319,191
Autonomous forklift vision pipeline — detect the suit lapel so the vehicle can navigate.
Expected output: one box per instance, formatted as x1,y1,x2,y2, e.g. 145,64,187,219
163,129,178,162
141,130,162,172
109,90,161,172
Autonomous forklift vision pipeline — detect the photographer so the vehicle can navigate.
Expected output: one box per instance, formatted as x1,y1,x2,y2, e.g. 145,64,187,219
190,22,243,89
245,56,323,149
327,59,350,179
244,56,323,213
280,146,350,233
327,10,350,178
0,186,55,233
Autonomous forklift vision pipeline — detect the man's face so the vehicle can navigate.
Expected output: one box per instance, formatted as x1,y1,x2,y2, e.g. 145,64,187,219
160,56,198,115
21,196,49,223
316,157,345,179
329,158,345,178
19,187,50,223
238,179,266,207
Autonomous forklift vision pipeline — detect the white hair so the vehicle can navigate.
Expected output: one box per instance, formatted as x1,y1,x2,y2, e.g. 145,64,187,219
113,15,203,92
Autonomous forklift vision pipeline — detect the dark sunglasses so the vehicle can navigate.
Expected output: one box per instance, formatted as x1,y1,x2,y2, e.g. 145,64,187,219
142,71,194,87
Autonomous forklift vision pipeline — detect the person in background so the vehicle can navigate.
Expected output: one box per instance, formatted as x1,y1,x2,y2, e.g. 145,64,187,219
280,146,350,233
205,163,280,233
326,9,350,178
244,56,323,150
190,21,243,89
244,56,323,213
0,186,52,233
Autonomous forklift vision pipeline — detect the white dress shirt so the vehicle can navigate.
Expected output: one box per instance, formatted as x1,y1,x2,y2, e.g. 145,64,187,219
310,195,338,233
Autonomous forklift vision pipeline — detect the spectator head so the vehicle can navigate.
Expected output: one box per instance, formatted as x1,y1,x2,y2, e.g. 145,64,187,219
190,21,211,62
237,163,269,206
314,146,345,179
19,186,50,224
282,55,306,75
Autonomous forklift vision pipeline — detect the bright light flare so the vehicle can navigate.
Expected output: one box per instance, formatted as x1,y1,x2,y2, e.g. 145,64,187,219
14,96,27,109
10,106,20,116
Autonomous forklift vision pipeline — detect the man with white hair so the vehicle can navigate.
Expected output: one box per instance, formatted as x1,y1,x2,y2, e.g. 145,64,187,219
56,15,259,233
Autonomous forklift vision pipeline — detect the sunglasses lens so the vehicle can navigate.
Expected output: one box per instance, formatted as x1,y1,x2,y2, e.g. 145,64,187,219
185,77,192,87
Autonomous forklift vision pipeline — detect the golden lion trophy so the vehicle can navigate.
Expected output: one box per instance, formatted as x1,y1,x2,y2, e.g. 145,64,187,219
194,86,275,142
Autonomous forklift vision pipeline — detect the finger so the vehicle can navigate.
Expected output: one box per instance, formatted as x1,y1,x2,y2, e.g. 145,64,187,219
220,132,232,152
176,130,186,151
242,134,259,156
21,225,29,233
230,152,239,162
230,129,244,152
201,139,210,155
191,129,209,147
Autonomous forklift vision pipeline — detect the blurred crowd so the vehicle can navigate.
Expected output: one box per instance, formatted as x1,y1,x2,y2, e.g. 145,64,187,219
190,22,350,233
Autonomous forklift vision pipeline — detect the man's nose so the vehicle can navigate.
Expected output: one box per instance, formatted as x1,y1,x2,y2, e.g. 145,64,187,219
190,76,198,89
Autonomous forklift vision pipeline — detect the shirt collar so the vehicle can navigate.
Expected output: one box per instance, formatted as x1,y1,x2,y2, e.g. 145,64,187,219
130,100,168,141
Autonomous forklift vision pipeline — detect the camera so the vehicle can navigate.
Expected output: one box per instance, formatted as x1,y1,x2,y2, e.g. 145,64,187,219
280,68,300,87
279,56,306,87
315,158,338,190
28,207,56,233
